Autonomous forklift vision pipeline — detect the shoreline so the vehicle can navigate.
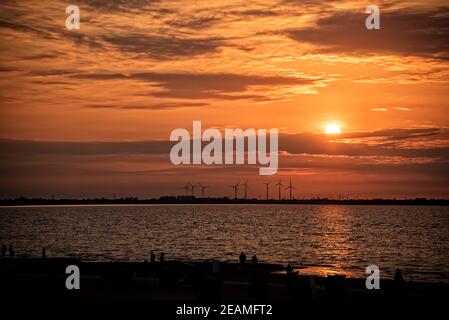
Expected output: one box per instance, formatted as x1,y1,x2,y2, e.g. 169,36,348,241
3,256,447,284
3,257,448,280
2,257,448,288
1,197,449,206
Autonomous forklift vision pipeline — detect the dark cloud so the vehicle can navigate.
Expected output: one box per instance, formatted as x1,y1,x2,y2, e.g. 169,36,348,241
0,67,16,72
0,18,55,39
1,127,448,159
73,71,319,100
286,7,449,59
27,69,78,77
281,128,449,159
19,53,61,60
131,72,315,91
88,102,209,110
342,128,441,141
227,9,279,17
149,91,267,101
280,154,449,178
167,16,219,30
79,0,159,13
101,34,225,60
0,139,169,156
63,32,104,49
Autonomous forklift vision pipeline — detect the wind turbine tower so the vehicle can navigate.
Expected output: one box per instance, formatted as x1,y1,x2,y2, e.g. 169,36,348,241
183,182,191,196
263,181,271,200
285,179,296,200
275,179,283,200
198,183,208,198
242,180,248,200
190,184,197,197
230,182,240,199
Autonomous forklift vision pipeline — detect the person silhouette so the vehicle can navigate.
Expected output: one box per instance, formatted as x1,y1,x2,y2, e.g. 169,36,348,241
394,268,403,282
239,251,246,267
1,244,6,259
393,268,405,297
8,245,14,258
159,252,165,263
42,247,46,258
287,264,293,276
251,254,258,264
150,250,156,263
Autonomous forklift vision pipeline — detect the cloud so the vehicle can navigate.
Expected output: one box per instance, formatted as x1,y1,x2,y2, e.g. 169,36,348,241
79,0,162,13
101,34,226,60
370,108,388,112
87,102,209,110
0,18,54,39
167,16,220,30
0,139,170,156
286,7,449,59
341,128,442,141
281,128,449,159
73,71,320,100
1,128,447,160
226,9,279,17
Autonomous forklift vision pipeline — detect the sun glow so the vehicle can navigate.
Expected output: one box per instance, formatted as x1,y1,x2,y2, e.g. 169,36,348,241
324,124,341,134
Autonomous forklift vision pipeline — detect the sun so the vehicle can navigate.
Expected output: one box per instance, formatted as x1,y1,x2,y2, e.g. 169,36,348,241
324,124,341,134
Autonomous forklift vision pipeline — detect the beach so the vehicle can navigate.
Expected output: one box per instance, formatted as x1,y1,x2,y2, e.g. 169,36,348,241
2,258,448,311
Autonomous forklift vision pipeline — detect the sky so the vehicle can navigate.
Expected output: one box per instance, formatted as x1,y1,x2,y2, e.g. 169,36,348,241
0,0,448,199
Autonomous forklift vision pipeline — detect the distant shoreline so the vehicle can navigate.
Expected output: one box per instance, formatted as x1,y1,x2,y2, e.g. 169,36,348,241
1,196,448,206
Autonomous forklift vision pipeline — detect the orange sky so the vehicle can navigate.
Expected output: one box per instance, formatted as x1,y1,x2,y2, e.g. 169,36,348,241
0,0,448,198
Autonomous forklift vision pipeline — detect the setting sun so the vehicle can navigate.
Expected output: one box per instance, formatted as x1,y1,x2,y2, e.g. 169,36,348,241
324,124,342,134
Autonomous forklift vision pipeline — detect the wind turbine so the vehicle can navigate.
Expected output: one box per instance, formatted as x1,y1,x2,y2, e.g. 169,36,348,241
198,183,208,198
263,181,271,200
182,182,191,196
275,179,283,200
285,179,296,200
230,182,240,199
242,180,248,200
190,184,198,197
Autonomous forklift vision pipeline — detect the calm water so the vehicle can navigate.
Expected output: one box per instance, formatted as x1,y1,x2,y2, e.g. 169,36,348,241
1,205,448,282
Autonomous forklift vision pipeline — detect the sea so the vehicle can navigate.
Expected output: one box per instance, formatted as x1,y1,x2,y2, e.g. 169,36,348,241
1,204,448,282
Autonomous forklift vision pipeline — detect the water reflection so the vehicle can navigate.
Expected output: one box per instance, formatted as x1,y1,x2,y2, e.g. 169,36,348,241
0,204,448,282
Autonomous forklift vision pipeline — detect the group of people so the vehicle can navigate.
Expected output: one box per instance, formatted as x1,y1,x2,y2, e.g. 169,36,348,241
239,251,258,266
146,250,164,263
1,245,47,259
1,244,14,259
146,250,259,267
3,245,259,266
